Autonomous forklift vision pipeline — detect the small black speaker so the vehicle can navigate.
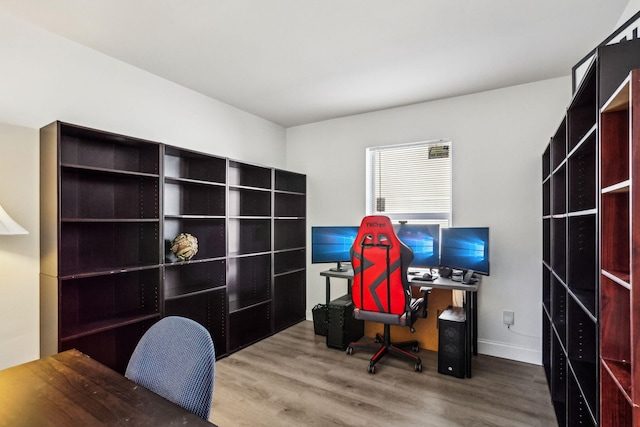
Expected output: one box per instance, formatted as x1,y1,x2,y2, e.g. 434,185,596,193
438,306,467,378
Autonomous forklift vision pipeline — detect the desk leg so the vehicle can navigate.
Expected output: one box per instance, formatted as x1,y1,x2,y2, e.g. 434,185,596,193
325,276,331,306
465,290,472,378
473,291,478,356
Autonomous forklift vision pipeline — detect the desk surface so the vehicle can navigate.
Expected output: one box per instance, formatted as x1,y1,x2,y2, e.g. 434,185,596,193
0,349,214,426
321,268,479,292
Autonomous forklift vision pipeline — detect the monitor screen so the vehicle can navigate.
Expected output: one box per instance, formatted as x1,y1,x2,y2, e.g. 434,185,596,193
311,226,359,270
440,227,490,275
394,223,440,269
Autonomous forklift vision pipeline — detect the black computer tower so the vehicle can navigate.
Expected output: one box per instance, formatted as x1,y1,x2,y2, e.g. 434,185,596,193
438,306,467,378
326,294,364,350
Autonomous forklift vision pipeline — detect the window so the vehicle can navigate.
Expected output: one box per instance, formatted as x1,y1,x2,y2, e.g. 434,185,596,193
366,139,452,226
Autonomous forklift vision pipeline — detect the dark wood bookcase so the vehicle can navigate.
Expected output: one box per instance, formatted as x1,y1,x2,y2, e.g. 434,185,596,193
599,68,640,426
542,39,640,426
41,122,306,373
273,169,307,331
162,146,228,357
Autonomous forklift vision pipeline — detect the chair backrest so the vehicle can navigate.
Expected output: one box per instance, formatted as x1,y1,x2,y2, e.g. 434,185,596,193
350,215,414,315
125,316,215,420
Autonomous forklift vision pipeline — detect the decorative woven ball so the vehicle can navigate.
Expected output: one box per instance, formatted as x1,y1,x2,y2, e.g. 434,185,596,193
170,232,198,261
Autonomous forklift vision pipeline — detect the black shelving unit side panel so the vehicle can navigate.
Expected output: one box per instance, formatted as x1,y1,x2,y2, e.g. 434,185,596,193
228,303,272,351
59,222,160,276
567,297,597,414
552,333,568,427
552,120,567,171
227,254,272,312
60,317,158,375
59,123,160,174
164,182,225,216
551,217,567,283
275,169,306,193
598,38,640,109
552,276,567,346
567,65,597,151
567,372,597,427
164,218,225,262
164,146,226,184
552,165,567,215
60,269,160,336
543,265,552,312
275,249,306,275
228,187,272,217
274,270,306,331
228,218,271,255
543,311,553,387
164,288,227,358
164,259,226,299
567,134,597,213
543,180,551,217
274,219,306,250
567,215,597,314
543,144,551,179
228,161,272,189
61,171,159,220
274,192,306,218
543,218,551,265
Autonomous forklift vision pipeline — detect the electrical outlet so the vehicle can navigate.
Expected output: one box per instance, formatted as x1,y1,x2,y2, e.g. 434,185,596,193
503,310,514,326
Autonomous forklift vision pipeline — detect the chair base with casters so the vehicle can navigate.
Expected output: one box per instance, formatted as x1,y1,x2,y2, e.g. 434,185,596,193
346,288,430,374
346,324,422,374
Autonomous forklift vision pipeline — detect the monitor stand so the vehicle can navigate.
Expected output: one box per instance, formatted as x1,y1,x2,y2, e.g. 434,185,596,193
330,261,348,272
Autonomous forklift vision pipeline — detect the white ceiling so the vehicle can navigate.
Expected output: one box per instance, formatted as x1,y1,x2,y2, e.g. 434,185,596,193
0,0,631,127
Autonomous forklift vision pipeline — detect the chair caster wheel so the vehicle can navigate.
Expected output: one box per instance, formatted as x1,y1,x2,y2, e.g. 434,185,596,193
346,346,353,355
368,365,376,374
414,363,422,372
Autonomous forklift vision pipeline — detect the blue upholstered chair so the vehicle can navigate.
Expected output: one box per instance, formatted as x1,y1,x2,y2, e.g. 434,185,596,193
125,316,215,420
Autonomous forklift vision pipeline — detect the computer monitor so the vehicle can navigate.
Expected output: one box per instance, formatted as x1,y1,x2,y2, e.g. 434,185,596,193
394,223,440,270
440,227,490,281
311,226,359,272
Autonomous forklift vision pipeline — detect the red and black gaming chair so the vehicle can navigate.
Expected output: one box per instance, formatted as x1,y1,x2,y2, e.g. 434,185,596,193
346,215,428,373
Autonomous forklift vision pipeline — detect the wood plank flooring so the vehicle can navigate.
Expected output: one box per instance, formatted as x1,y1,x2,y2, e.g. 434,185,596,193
210,321,557,427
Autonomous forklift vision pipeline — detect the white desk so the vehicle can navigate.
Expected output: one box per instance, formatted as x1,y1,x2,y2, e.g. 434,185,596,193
320,268,479,377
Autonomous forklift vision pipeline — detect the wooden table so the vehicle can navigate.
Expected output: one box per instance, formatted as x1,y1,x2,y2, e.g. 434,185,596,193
0,349,215,426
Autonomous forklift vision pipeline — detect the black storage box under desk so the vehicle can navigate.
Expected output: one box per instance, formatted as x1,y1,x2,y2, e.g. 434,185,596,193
326,294,364,350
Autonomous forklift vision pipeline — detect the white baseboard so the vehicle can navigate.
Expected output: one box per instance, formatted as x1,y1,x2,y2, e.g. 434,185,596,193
477,339,542,365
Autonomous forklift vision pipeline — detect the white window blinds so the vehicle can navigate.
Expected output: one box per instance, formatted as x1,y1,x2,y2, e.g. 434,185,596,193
366,140,452,223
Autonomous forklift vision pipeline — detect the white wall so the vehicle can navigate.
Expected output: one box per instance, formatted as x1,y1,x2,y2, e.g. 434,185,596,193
0,11,286,165
0,124,40,369
618,0,640,26
0,11,287,369
287,76,571,364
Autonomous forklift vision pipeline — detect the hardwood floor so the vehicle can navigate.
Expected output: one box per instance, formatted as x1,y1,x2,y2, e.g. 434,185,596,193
210,321,557,427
